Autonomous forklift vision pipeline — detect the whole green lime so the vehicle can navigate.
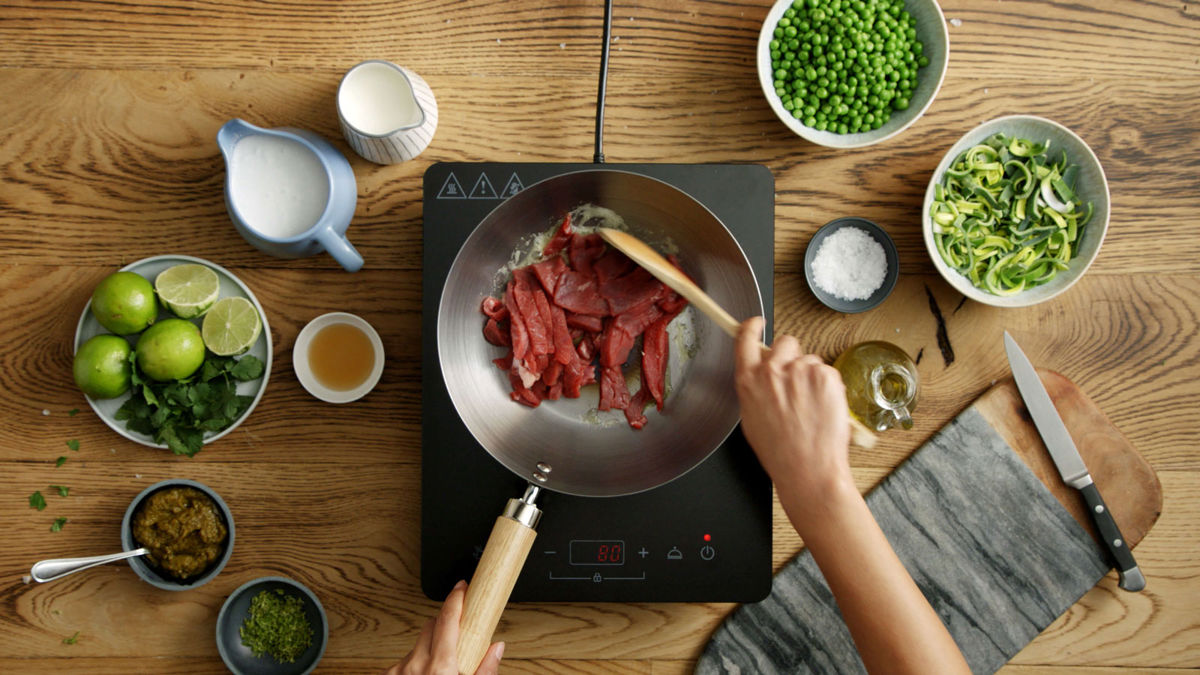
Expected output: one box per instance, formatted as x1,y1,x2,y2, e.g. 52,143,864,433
91,271,158,335
136,318,206,381
74,334,133,398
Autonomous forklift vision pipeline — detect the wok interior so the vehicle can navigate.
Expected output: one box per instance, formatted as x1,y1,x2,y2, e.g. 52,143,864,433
437,170,762,497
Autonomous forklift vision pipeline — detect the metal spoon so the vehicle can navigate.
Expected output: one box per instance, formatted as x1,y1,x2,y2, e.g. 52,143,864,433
30,548,149,583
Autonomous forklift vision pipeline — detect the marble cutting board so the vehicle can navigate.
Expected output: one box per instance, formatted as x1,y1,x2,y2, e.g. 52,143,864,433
697,371,1162,674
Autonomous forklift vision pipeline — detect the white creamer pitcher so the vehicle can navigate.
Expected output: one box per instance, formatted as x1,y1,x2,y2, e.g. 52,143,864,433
337,60,438,165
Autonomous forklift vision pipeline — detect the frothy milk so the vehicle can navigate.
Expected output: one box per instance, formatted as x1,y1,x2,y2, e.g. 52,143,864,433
230,134,330,239
338,62,422,135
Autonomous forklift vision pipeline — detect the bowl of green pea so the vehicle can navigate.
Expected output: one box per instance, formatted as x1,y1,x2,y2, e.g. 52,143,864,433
758,0,949,148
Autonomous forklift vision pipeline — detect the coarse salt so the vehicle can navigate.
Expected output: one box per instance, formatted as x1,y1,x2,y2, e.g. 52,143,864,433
810,226,887,301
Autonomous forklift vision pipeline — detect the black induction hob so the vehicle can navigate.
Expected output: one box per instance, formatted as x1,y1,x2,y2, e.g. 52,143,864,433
420,162,774,603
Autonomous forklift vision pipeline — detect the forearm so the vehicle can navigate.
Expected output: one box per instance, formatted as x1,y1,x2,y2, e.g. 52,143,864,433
781,481,970,675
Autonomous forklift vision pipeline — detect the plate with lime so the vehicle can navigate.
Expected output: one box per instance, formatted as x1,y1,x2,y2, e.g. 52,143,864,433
74,255,272,455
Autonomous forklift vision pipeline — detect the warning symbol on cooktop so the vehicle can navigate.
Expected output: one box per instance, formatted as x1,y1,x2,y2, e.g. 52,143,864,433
437,172,466,199
469,173,499,199
501,172,525,198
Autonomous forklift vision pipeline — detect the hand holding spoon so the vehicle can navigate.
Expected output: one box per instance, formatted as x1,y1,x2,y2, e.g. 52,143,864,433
597,227,877,449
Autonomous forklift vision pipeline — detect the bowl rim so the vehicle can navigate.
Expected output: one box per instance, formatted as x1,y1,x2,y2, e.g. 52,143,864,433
921,114,1111,307
216,575,330,675
292,311,385,404
804,216,900,313
120,478,235,591
756,0,950,148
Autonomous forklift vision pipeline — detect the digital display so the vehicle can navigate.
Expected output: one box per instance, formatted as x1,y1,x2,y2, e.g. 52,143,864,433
569,540,625,566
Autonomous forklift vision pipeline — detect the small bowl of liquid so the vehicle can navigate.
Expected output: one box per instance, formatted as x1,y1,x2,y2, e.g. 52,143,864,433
293,313,384,403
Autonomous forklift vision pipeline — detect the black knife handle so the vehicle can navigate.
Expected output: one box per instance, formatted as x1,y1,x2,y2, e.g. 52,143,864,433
1079,481,1146,592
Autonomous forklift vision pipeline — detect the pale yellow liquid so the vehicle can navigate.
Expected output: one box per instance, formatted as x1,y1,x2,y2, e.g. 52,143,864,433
308,323,375,391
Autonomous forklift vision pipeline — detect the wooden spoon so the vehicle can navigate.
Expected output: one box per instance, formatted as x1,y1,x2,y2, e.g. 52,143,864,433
598,227,877,449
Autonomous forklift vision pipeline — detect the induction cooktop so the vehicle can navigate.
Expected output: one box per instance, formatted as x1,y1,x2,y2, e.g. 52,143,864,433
420,162,774,602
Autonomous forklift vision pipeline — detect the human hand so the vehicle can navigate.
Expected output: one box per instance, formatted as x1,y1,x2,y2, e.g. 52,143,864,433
734,317,854,522
383,580,505,675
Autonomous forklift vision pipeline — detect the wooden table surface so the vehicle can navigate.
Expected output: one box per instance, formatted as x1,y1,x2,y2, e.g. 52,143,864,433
2,1,1197,673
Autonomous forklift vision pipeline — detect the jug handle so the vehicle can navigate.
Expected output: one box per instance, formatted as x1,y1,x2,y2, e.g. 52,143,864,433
316,228,364,273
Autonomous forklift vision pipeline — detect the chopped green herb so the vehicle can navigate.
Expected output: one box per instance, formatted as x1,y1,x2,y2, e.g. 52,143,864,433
51,517,68,532
29,491,47,511
67,408,80,417
55,456,67,468
50,485,70,498
239,588,314,664
66,439,80,452
62,631,79,645
115,354,264,457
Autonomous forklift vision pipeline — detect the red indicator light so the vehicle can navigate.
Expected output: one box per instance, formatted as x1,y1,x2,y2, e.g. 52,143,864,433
703,534,712,542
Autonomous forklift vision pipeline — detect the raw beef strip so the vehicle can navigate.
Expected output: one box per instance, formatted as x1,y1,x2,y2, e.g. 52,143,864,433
565,312,604,333
481,296,509,321
600,267,664,315
530,257,568,296
503,282,530,364
641,316,670,410
598,365,631,411
511,268,552,358
553,270,609,316
568,233,606,278
542,213,573,257
483,318,509,347
623,382,653,430
593,247,635,284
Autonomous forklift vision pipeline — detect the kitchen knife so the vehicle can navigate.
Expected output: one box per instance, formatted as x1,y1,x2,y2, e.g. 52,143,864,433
1004,331,1145,592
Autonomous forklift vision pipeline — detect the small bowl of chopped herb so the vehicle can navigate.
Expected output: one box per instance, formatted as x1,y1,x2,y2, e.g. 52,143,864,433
923,115,1110,307
757,0,950,148
805,217,899,313
217,576,328,675
121,479,234,591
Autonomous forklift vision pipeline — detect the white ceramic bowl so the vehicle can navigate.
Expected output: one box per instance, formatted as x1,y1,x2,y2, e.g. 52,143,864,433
922,115,1111,307
74,255,272,449
293,312,384,403
757,0,949,148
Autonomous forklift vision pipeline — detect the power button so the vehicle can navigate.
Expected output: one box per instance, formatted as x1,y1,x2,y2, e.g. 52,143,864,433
700,545,715,561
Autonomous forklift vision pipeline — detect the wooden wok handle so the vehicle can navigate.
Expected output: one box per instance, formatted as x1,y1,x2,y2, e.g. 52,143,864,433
456,492,541,674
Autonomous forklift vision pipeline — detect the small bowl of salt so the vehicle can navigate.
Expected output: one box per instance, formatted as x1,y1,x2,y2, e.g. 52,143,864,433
804,217,899,313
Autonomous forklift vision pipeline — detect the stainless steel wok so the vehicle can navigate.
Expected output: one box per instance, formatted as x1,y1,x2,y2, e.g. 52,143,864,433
437,169,762,670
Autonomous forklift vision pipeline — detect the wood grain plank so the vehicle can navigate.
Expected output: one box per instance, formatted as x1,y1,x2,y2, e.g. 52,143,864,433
0,0,1195,79
0,69,1197,272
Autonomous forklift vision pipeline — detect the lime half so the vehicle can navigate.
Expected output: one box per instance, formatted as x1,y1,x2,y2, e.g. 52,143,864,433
202,297,262,356
155,264,220,319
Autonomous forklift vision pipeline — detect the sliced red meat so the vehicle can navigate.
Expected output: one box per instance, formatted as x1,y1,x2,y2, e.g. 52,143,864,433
565,311,604,333
493,354,512,371
549,305,576,366
657,288,688,316
614,299,663,338
503,282,530,364
553,270,609,316
542,360,564,387
576,335,595,362
623,384,652,429
483,318,510,347
568,233,605,278
508,363,541,407
481,296,509,321
562,359,592,398
642,316,670,410
530,257,568,296
598,323,637,368
600,267,665,315
547,382,563,400
511,268,552,356
593,247,635,284
597,365,631,411
542,213,573,257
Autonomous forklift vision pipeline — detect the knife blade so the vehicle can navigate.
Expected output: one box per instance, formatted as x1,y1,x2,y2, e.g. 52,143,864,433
1003,331,1145,592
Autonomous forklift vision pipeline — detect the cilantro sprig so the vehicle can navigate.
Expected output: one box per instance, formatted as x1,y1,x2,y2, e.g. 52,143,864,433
115,354,264,457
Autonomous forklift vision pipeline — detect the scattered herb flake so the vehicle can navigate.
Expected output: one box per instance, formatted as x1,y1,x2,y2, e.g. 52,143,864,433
62,631,79,645
51,517,68,532
66,439,80,452
67,408,80,417
50,485,69,498
239,588,314,664
55,456,67,468
29,491,47,511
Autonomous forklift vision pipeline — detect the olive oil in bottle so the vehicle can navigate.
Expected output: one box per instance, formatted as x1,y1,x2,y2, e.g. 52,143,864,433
833,341,919,432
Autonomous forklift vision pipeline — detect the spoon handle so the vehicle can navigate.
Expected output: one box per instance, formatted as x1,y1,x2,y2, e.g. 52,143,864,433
31,548,149,583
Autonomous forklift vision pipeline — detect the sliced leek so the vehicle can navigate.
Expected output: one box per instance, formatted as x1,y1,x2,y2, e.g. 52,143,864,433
931,133,1093,296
